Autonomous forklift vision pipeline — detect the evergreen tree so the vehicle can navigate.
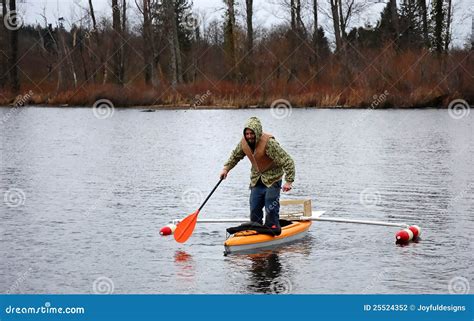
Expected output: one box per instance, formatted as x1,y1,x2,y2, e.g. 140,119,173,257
315,27,331,58
430,0,446,52
377,2,399,44
398,0,424,49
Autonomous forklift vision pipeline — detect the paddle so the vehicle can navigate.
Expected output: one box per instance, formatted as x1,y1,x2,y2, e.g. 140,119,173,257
174,179,223,243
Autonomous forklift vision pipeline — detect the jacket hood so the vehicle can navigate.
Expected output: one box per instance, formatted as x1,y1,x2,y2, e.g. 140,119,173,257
243,117,263,143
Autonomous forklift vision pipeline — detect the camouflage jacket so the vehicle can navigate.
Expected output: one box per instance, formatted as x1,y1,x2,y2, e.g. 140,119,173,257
223,117,295,188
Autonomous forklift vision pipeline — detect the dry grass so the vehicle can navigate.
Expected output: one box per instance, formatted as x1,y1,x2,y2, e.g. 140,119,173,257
1,50,472,109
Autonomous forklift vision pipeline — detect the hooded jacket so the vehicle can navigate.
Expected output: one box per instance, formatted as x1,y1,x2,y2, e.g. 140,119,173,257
223,117,295,188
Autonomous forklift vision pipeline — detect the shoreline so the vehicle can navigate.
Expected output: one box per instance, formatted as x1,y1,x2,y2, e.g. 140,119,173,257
0,103,458,110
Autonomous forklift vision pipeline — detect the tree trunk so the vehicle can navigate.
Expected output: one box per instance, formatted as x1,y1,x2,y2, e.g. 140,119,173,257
389,0,399,44
433,0,444,53
287,0,299,82
245,0,253,55
59,25,77,88
471,16,474,51
166,0,182,86
330,0,342,52
172,3,183,84
245,0,253,81
224,0,237,80
164,0,182,88
55,28,65,93
88,0,106,83
168,35,177,87
0,0,8,88
76,29,89,83
312,0,319,78
444,0,452,51
417,0,429,47
290,0,296,30
142,0,153,85
111,0,123,84
295,0,302,33
120,0,126,83
337,0,345,41
9,0,20,93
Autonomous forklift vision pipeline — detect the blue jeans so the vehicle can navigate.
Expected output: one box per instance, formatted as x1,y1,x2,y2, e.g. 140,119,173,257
250,180,282,228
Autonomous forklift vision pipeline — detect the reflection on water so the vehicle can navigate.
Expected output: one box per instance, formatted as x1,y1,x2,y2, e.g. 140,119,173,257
224,237,313,294
247,252,282,294
174,251,194,279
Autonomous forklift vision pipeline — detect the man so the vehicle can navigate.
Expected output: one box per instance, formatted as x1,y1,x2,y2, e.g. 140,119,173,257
220,117,295,231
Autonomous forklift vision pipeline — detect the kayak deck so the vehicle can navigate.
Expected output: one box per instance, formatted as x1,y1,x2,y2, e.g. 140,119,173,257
224,220,312,254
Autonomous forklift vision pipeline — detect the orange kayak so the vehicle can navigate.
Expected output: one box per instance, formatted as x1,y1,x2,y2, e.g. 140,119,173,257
224,220,312,254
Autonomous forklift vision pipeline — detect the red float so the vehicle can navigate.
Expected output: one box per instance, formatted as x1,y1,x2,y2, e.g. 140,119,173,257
160,224,177,236
395,228,413,243
408,225,421,239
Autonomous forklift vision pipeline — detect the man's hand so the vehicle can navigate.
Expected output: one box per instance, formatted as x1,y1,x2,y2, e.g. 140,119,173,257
282,182,292,192
220,168,229,180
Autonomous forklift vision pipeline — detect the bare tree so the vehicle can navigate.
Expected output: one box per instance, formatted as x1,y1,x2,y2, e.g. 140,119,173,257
444,0,452,51
471,16,474,51
73,26,90,83
223,0,237,80
244,0,254,81
417,0,429,46
326,0,372,51
312,0,319,74
37,12,58,85
433,0,444,53
111,0,124,84
329,0,342,51
290,0,296,30
58,19,78,88
166,0,183,86
137,0,154,85
88,0,108,83
9,0,20,92
0,0,8,88
120,0,127,82
245,0,253,55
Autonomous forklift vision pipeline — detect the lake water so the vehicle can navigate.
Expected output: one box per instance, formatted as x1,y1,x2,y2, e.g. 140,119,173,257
1,107,472,294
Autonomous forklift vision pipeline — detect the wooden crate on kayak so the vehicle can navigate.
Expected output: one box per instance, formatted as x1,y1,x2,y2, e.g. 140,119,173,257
279,199,312,220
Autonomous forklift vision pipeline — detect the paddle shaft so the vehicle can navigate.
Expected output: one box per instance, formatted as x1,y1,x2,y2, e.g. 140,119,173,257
198,178,223,212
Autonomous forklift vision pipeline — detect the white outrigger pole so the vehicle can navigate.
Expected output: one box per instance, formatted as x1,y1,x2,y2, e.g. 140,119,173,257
173,210,409,229
307,216,409,228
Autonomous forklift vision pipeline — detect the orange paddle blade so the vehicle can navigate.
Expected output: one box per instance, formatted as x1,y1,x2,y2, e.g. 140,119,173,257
174,210,199,243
